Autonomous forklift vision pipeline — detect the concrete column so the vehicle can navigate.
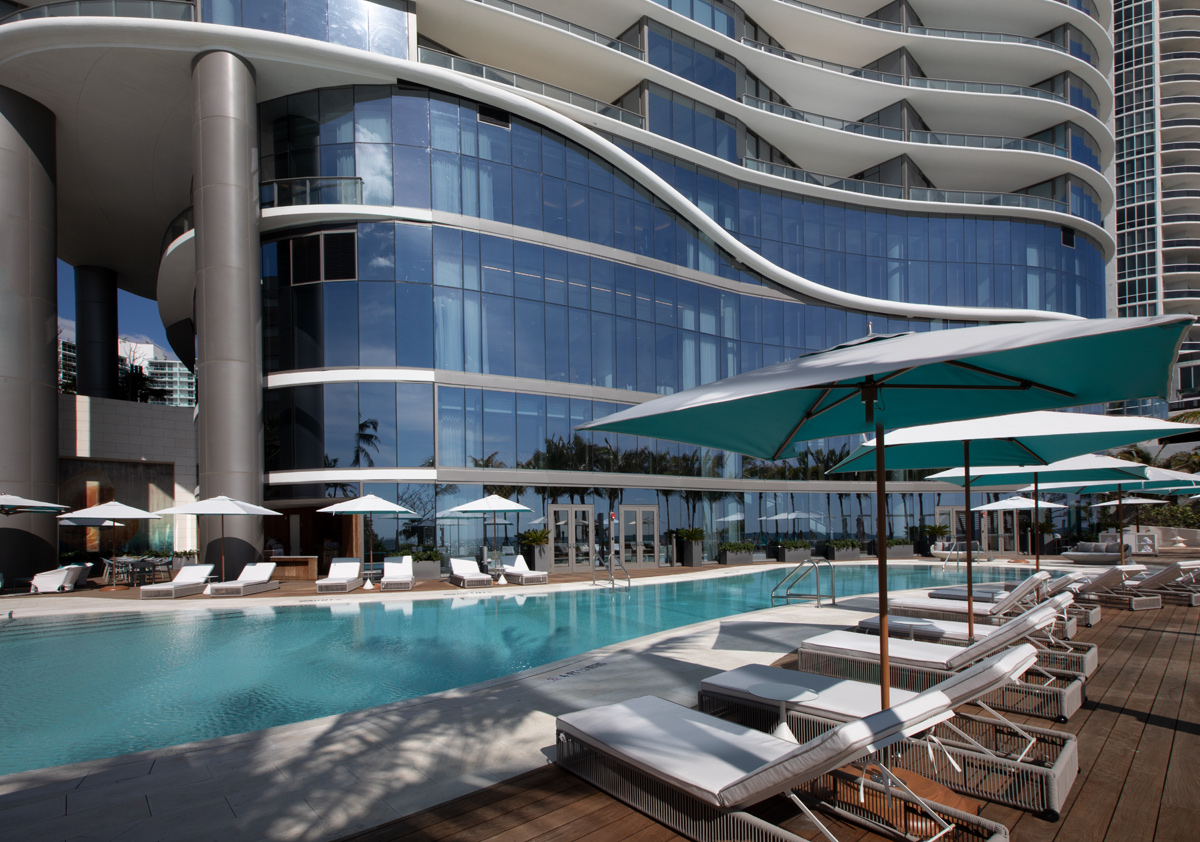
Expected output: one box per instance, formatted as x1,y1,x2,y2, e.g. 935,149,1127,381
192,51,263,577
0,87,57,582
74,265,119,398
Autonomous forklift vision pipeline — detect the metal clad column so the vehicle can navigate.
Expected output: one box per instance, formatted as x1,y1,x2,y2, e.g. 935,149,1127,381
74,265,119,398
192,52,263,575
0,87,57,582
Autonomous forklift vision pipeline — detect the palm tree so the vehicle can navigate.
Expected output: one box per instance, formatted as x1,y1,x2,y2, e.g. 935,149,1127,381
350,416,380,468
1111,445,1157,466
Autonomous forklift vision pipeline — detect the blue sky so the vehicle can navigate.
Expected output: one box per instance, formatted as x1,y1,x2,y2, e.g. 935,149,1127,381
56,259,176,358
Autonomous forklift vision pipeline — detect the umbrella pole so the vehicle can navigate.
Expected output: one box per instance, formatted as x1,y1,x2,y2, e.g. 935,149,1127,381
1034,474,1041,573
874,413,890,711
1118,484,1125,563
221,513,227,581
964,442,975,644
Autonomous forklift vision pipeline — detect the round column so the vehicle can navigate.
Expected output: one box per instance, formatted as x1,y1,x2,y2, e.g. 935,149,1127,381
74,265,119,399
0,87,57,582
192,51,264,575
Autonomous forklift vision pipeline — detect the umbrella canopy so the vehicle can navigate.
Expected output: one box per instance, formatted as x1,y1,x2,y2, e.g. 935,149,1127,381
58,502,162,590
154,496,280,582
0,493,68,516
316,494,416,516
972,496,1067,512
1024,465,1200,495
579,316,1191,458
927,454,1152,488
831,412,1198,474
1090,496,1169,508
58,518,124,527
581,315,1192,709
444,495,533,583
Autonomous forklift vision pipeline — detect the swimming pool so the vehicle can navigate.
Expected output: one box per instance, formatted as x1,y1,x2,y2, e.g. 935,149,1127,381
0,563,1031,776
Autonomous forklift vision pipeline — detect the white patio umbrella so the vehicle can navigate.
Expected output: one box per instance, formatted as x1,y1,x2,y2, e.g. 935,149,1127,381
580,315,1193,708
58,501,162,590
0,493,68,516
1090,495,1170,544
972,497,1067,559
443,495,533,584
317,495,417,588
155,496,281,582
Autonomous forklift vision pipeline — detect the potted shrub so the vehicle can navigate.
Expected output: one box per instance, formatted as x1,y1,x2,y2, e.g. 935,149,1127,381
718,540,755,565
769,539,811,562
412,547,445,580
886,537,914,558
921,524,950,557
518,528,552,571
675,527,705,567
821,538,861,561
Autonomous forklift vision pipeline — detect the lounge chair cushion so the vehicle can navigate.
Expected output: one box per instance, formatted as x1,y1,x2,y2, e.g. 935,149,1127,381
700,664,922,721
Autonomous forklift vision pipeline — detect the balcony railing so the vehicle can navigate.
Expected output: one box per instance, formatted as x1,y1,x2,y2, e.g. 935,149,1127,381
160,206,193,256
908,187,1069,213
418,48,644,128
0,0,193,24
742,158,904,198
261,177,363,208
466,0,642,60
740,39,1067,104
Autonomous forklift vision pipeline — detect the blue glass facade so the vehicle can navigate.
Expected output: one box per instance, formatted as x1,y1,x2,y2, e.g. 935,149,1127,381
202,0,409,58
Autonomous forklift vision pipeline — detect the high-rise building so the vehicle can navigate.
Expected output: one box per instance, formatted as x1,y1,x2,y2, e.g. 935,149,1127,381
1112,0,1199,415
0,0,1114,576
117,339,198,407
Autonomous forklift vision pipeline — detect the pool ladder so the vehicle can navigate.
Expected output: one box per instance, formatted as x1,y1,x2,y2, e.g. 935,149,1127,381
771,558,836,606
593,550,631,589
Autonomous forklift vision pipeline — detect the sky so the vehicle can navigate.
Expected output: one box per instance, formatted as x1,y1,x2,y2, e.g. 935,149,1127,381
56,259,177,359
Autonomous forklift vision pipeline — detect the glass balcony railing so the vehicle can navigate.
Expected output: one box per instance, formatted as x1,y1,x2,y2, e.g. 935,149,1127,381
908,187,1069,213
0,0,193,24
160,206,193,256
741,95,904,140
466,0,642,60
742,158,905,198
740,38,1068,104
418,48,644,128
261,177,363,208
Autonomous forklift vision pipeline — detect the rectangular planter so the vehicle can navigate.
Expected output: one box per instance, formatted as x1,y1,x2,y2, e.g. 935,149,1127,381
678,541,704,567
772,547,812,563
718,550,753,565
886,544,915,558
413,558,443,580
523,544,552,572
823,547,861,561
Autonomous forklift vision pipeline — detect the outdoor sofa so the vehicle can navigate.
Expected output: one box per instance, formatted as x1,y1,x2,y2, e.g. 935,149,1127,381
316,558,363,593
380,556,415,591
209,562,280,597
140,564,214,599
449,557,492,588
1062,541,1132,564
556,650,1027,842
797,602,1085,722
697,644,1077,821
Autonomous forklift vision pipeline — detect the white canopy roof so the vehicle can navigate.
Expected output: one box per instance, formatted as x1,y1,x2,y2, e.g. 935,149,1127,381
443,494,533,515
928,454,1151,487
972,496,1067,512
316,494,416,516
59,501,161,521
157,495,282,517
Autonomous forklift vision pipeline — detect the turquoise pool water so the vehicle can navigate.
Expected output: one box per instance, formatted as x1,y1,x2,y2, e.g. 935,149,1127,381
0,564,1031,775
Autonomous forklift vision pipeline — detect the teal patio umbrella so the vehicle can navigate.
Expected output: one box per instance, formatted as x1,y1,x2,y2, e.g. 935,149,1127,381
580,315,1192,707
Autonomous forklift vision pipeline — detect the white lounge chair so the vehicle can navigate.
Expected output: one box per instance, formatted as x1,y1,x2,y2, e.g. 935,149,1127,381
140,564,214,599
316,558,363,593
380,555,415,591
889,571,1052,626
209,562,281,597
858,593,1098,677
924,571,1090,633
502,554,548,585
1072,564,1160,611
557,659,1014,842
1123,561,1200,606
29,563,91,593
698,645,1078,820
449,557,492,588
797,602,1085,722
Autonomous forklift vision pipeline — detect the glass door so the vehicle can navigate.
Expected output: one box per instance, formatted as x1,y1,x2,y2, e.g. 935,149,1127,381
548,505,594,572
618,506,660,568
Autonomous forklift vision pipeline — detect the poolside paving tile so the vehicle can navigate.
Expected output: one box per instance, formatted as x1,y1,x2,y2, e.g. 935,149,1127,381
0,775,85,802
17,794,151,842
76,760,155,789
0,791,67,833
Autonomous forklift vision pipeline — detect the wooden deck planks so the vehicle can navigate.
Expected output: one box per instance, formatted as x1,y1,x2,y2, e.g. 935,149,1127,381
333,600,1200,842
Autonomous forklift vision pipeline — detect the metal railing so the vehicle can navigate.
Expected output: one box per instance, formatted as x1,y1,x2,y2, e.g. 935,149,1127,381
592,546,631,589
160,206,193,256
0,0,193,24
770,558,836,606
742,158,905,198
909,187,1069,213
467,0,642,59
418,48,644,128
261,176,364,208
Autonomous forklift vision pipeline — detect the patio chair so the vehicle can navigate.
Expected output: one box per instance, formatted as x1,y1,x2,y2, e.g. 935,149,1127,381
380,556,415,591
209,562,281,597
449,557,492,588
698,645,1078,821
922,571,1089,634
889,571,1053,626
797,602,1085,722
316,558,363,593
857,593,1097,677
1122,560,1200,607
140,564,214,599
502,554,548,585
1071,564,1161,611
556,659,1015,842
29,563,91,593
